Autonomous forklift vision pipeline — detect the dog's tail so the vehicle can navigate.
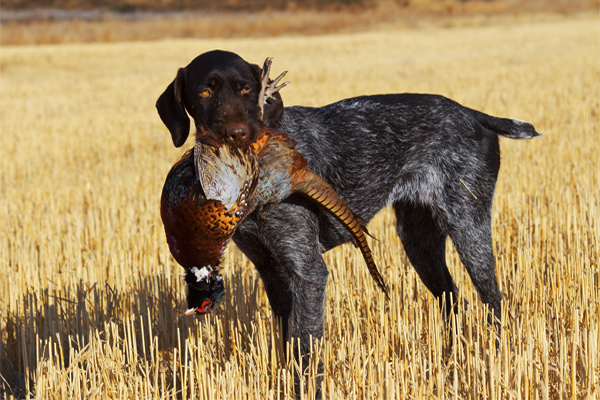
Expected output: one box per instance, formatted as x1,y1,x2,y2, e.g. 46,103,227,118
294,171,390,299
465,108,541,139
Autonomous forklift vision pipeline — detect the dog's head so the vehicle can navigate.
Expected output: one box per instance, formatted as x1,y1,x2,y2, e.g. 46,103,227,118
156,50,284,148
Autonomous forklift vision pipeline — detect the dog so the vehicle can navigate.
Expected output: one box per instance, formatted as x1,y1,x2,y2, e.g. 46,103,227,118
156,49,539,373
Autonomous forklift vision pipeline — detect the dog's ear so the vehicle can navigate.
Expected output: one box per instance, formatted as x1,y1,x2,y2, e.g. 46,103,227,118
251,63,284,128
263,91,284,128
156,68,190,147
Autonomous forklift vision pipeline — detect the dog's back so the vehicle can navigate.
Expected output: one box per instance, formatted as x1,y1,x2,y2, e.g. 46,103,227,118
276,93,539,228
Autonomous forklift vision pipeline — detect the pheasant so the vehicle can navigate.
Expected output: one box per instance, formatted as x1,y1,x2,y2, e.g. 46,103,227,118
160,58,388,315
160,145,258,314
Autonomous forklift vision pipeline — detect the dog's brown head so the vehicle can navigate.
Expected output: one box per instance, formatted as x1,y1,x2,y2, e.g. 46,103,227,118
156,50,284,148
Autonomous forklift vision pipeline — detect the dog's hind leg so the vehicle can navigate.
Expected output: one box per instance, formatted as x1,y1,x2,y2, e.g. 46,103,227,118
393,200,459,320
446,208,503,330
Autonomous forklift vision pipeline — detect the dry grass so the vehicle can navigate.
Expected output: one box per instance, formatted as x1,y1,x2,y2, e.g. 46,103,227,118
1,0,598,45
1,15,599,399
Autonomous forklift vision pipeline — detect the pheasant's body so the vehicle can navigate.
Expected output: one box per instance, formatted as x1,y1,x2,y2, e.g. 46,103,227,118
161,128,388,314
161,148,257,270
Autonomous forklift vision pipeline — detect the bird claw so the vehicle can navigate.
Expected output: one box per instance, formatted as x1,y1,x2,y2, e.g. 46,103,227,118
258,57,289,121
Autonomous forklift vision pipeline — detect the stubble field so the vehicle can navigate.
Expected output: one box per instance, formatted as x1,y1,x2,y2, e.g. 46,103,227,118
0,15,598,399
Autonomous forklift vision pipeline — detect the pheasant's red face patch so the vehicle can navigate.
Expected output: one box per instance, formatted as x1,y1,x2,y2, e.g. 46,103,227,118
196,300,213,314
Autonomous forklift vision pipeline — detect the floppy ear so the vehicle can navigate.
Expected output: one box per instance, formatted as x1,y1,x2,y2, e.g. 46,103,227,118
251,63,285,128
156,68,190,147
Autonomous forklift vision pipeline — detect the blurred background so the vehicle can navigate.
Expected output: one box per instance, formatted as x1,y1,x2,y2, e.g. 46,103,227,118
1,0,598,45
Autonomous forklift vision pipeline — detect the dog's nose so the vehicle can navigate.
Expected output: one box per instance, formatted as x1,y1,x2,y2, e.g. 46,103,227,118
225,124,250,144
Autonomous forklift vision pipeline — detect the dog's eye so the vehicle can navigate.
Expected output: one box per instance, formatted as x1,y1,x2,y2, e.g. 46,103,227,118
241,86,251,95
199,89,212,98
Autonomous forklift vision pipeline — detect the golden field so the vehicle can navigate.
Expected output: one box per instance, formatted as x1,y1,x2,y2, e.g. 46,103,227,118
0,15,599,399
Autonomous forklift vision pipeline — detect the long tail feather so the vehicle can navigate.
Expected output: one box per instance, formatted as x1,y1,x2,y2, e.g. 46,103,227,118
295,172,389,299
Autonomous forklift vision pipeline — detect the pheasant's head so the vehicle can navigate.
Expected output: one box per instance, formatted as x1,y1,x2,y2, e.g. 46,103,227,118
183,266,225,315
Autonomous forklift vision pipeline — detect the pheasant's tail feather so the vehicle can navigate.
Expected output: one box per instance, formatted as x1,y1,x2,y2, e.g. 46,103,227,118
295,172,389,299
363,227,380,243
353,215,381,243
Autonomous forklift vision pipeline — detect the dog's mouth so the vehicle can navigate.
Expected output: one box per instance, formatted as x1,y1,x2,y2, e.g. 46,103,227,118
195,123,260,149
194,126,227,148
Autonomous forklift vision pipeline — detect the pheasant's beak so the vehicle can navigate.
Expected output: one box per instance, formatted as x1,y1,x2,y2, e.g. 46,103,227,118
183,308,197,316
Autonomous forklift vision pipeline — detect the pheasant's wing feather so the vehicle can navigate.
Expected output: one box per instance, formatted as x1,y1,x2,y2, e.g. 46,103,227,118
194,142,258,216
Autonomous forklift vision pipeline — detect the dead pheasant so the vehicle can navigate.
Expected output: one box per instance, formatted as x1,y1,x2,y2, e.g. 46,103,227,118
160,145,258,314
160,58,388,315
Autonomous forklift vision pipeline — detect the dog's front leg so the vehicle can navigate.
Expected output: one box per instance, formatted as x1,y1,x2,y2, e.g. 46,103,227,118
286,257,327,400
234,197,327,399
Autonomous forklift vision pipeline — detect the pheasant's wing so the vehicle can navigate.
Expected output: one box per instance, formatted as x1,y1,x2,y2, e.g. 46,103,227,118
194,142,259,220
